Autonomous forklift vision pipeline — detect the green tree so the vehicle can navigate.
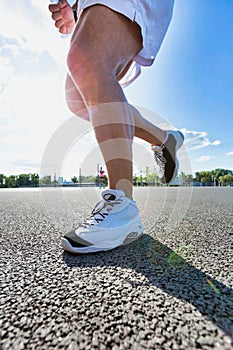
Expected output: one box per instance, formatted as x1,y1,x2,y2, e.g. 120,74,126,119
84,175,97,183
144,166,160,185
150,170,159,185
220,174,233,186
180,172,187,184
5,175,17,188
133,174,138,186
71,176,78,183
201,176,211,184
39,175,52,185
145,166,150,184
194,172,201,182
186,174,194,185
31,173,39,187
215,168,232,179
181,173,193,185
0,174,5,187
219,176,224,185
200,171,211,183
16,174,30,186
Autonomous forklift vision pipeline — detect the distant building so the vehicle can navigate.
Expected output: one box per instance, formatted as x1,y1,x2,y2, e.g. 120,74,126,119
58,176,63,185
169,176,184,186
63,179,73,185
191,182,202,187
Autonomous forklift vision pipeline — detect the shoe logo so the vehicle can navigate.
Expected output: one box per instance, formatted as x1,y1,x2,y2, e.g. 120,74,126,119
127,232,140,239
103,193,116,201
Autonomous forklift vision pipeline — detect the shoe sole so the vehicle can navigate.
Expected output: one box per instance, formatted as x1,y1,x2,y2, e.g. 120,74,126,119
61,225,144,254
161,130,184,184
170,130,184,183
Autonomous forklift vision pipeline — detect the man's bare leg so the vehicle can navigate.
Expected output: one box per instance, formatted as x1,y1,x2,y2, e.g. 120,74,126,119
66,75,167,146
66,6,166,198
67,6,135,199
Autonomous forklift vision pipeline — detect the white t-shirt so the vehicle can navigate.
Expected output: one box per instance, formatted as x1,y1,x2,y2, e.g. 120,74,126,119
78,0,175,87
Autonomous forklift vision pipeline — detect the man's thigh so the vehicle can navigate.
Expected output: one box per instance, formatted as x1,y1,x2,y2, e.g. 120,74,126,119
70,5,142,76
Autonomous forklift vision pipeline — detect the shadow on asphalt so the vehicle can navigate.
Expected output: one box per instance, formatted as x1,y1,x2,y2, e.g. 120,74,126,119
62,234,233,342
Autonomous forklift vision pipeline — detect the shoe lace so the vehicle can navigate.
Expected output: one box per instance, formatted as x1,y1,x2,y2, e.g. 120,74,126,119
152,144,167,173
80,200,122,228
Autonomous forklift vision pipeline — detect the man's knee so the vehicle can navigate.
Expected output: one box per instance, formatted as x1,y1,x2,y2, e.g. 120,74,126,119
65,74,90,119
67,45,89,81
67,44,114,95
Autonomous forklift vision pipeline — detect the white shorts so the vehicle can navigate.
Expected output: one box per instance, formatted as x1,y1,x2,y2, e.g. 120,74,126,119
78,0,175,87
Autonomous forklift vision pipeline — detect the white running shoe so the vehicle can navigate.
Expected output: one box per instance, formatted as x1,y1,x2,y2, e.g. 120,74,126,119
61,189,144,254
152,130,184,184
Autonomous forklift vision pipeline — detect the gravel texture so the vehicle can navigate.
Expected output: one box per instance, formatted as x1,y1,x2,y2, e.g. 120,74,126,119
0,187,232,350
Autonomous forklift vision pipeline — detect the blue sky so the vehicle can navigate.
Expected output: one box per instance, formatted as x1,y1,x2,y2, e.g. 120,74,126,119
0,0,233,177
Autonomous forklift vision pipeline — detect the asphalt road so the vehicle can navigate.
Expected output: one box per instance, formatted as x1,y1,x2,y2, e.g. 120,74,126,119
0,187,233,350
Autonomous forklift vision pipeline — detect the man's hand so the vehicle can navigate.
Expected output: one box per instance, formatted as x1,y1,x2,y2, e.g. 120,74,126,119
48,0,75,34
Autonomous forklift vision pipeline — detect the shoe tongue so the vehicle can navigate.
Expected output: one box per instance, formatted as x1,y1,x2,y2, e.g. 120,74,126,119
102,189,125,202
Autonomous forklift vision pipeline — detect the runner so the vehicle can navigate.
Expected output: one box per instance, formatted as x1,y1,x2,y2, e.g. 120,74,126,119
48,0,184,253
99,166,105,189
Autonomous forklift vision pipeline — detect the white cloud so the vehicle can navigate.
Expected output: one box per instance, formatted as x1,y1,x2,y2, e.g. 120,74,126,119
0,2,70,66
0,67,71,175
0,33,61,81
0,56,14,87
212,140,221,146
195,155,213,162
226,151,233,156
180,128,221,150
0,1,94,176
